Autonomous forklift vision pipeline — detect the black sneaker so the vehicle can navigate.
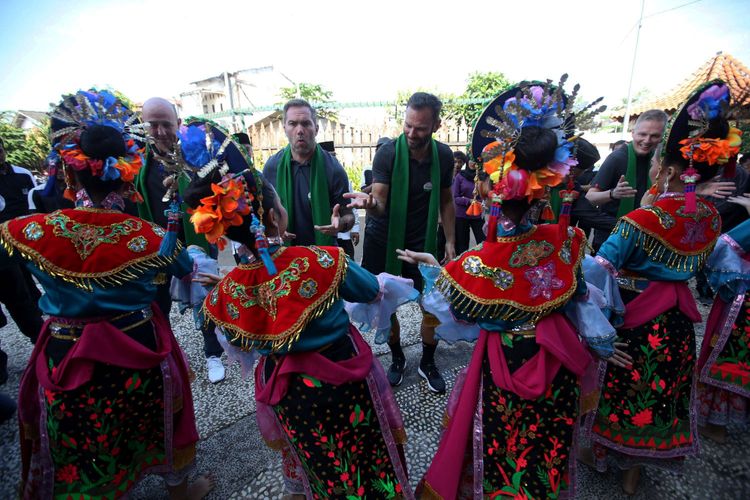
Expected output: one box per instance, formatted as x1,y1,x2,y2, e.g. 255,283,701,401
418,359,446,394
387,350,406,387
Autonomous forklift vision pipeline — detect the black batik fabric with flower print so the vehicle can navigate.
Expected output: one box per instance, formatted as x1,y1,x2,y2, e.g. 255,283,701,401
481,334,578,500
44,361,166,499
593,308,696,454
698,292,750,425
273,374,405,500
704,293,750,395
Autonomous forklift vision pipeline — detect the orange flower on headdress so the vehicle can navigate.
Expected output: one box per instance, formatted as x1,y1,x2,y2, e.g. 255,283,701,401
679,126,741,166
189,178,251,250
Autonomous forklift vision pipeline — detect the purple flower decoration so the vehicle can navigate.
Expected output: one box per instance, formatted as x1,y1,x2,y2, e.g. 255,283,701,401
525,262,564,300
548,141,578,176
503,86,561,129
687,84,729,121
680,219,708,247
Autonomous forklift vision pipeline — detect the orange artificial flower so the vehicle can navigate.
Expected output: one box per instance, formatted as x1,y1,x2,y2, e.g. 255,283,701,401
679,136,740,166
190,179,251,247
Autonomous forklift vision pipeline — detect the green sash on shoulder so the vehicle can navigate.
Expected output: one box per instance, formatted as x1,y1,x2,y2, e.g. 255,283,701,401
386,134,440,274
276,145,334,246
135,145,209,252
616,143,652,218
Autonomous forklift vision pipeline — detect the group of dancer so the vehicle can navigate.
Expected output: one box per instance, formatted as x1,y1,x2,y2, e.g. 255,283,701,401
0,73,747,500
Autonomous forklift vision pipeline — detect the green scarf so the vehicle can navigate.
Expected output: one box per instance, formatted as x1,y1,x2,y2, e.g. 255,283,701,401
616,143,652,218
548,185,562,223
135,146,209,252
276,145,334,246
386,134,441,275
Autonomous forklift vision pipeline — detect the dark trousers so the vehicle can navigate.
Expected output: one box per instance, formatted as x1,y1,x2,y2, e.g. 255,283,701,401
0,264,43,343
436,224,446,263
155,281,223,359
336,238,355,259
455,217,485,255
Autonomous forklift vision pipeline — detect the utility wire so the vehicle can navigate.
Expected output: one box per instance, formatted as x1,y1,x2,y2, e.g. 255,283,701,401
617,0,705,46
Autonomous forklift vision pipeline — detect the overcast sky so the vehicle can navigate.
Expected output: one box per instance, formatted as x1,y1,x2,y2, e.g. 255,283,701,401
1,0,748,112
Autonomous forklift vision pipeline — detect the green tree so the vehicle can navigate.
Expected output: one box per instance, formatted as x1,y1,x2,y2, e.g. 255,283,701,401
445,71,512,127
0,112,50,175
279,83,338,122
619,87,652,108
738,121,750,155
387,88,454,125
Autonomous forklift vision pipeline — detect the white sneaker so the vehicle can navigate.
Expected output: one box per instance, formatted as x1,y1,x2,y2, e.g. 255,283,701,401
206,356,225,383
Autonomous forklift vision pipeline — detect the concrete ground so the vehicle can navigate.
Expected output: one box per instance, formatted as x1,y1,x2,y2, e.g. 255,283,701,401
1,225,749,498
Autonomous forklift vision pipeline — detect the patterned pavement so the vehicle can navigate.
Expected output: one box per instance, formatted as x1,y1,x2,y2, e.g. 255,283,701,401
1,292,750,499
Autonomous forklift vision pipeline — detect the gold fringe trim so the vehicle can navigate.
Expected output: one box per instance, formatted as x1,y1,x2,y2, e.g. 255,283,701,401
263,437,288,450
0,222,181,292
615,218,717,272
22,422,39,441
172,443,196,471
204,248,349,352
441,411,451,429
237,246,287,269
496,225,538,242
434,241,585,323
420,481,445,500
391,427,408,445
579,390,600,415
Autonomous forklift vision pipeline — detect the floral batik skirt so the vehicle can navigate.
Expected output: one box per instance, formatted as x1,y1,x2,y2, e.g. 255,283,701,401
443,335,579,500
42,362,170,498
698,292,750,426
588,306,698,469
260,335,411,499
20,319,197,500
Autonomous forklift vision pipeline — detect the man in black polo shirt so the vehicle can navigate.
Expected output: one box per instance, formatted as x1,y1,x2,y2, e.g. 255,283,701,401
0,137,44,381
136,98,226,383
263,99,354,246
346,92,456,393
585,109,667,250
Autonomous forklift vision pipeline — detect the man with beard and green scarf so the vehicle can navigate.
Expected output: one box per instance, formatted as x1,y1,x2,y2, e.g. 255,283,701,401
263,99,354,247
346,92,456,394
585,109,667,252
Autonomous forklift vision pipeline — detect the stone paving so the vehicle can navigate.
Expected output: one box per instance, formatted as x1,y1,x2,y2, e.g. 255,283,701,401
2,291,750,499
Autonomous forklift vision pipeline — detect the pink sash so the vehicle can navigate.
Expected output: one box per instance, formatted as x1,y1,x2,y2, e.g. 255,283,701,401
421,312,591,499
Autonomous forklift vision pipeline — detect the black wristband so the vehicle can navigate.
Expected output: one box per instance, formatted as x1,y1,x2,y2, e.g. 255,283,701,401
609,188,615,200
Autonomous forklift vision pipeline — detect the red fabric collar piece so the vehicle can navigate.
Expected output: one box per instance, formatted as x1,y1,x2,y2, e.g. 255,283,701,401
437,224,586,321
0,208,176,289
204,246,348,351
622,196,720,257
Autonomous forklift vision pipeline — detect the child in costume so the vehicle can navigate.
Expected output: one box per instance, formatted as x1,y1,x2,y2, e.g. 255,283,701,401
399,77,627,500
582,80,743,494
696,147,750,442
180,120,417,499
0,91,212,499
698,212,750,443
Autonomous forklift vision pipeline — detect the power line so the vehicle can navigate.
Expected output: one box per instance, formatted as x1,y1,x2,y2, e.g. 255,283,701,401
644,0,704,19
617,0,705,47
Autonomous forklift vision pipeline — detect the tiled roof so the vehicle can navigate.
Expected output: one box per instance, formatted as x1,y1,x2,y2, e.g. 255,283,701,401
612,52,750,121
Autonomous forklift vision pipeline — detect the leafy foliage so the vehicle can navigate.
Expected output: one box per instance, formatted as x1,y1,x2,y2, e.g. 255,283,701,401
737,121,750,155
445,71,512,127
387,87,450,125
343,163,364,191
0,111,50,175
279,82,338,122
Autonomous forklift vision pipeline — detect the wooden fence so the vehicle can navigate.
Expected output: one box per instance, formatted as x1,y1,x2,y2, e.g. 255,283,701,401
249,118,473,169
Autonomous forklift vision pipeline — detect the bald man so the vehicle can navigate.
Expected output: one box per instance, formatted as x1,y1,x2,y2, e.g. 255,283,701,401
136,97,226,383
